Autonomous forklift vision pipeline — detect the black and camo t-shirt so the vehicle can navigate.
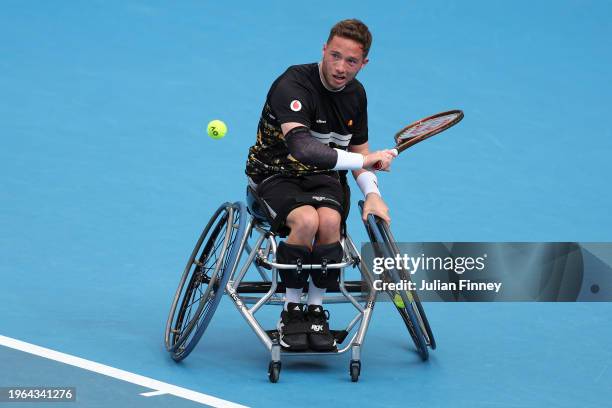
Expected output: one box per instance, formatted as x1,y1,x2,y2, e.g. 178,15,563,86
245,63,368,182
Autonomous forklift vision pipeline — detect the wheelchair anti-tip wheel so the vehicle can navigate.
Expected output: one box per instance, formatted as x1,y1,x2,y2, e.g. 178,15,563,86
350,360,361,382
360,201,435,361
268,361,281,383
165,202,246,361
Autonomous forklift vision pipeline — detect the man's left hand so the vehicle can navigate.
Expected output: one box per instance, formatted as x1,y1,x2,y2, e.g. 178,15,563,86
361,193,390,224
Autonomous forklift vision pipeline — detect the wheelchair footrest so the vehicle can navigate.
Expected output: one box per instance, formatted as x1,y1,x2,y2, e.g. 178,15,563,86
266,329,349,346
238,280,364,294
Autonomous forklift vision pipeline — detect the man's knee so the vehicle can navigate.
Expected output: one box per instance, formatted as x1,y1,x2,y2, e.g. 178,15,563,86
286,206,319,240
316,208,342,242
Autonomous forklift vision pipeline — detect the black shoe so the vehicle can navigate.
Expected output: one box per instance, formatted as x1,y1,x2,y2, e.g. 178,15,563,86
306,305,337,351
277,303,308,351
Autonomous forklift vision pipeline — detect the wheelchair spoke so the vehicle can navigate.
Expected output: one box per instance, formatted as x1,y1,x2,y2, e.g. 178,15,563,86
193,265,213,281
166,202,248,361
181,305,195,333
183,283,211,324
195,231,226,267
194,293,216,331
184,284,207,311
176,272,211,334
181,228,234,319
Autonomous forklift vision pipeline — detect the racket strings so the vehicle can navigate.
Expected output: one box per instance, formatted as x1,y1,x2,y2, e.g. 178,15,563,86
397,113,460,142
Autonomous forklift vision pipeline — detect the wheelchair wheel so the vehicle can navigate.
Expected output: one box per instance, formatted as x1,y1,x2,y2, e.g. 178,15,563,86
165,201,247,361
360,201,433,361
268,361,281,383
349,360,361,382
378,222,437,351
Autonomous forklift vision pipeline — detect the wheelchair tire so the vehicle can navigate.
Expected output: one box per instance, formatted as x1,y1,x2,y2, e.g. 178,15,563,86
350,360,361,382
377,221,437,351
359,201,432,361
165,201,247,361
268,361,281,383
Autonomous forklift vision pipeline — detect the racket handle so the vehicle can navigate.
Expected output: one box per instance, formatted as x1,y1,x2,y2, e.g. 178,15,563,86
372,149,398,170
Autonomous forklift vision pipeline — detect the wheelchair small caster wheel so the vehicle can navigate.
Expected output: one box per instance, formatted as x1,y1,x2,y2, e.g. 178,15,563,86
349,360,361,382
268,361,281,383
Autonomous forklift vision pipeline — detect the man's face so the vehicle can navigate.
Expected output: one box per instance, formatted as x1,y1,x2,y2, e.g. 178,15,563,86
321,35,369,89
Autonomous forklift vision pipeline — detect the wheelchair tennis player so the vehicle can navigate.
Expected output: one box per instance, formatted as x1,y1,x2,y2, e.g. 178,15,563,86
245,19,397,352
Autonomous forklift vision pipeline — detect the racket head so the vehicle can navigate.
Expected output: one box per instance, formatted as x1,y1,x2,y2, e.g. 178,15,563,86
394,110,464,153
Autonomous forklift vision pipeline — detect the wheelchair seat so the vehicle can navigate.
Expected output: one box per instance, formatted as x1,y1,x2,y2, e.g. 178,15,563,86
246,185,273,225
246,185,293,237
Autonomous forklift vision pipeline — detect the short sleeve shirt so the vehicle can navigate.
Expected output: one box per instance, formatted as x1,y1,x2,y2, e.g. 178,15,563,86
245,63,368,180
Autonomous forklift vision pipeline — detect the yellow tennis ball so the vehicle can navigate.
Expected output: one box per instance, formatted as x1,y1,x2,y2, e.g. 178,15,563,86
207,120,227,139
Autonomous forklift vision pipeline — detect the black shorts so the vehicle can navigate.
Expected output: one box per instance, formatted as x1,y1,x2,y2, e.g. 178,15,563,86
254,173,349,233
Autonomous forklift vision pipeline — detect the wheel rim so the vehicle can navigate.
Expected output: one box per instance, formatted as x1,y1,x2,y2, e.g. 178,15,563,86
165,204,235,352
360,202,430,359
378,221,436,349
165,202,247,361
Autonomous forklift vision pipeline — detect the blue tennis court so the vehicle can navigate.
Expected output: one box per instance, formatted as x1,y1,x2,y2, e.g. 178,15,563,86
1,1,611,407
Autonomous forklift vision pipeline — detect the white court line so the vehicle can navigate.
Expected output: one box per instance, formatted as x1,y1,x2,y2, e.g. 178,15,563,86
0,335,248,408
141,390,169,397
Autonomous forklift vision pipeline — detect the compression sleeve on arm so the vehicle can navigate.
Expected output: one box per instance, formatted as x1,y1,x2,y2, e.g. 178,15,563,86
285,126,364,170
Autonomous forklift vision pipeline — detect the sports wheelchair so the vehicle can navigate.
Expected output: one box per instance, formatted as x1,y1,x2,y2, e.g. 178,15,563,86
164,186,436,383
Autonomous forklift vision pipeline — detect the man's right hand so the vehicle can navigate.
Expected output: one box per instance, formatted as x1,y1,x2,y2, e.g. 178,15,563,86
363,149,397,171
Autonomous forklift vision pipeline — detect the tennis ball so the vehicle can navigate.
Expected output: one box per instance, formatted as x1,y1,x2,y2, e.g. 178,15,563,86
393,293,405,308
207,120,227,139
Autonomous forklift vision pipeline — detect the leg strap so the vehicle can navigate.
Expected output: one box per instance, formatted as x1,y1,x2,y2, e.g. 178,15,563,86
310,242,344,289
276,241,311,289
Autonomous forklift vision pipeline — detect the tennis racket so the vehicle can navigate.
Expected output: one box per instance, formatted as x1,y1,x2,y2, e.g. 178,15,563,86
374,110,464,170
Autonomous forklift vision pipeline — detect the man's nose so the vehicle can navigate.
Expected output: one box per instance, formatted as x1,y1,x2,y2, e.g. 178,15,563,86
334,59,347,73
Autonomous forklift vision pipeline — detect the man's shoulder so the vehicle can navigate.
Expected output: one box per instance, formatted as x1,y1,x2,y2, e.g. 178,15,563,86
271,63,318,90
281,63,318,80
268,63,318,98
347,77,366,98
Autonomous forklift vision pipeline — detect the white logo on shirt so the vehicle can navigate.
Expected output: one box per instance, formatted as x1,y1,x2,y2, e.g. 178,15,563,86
290,100,302,112
316,119,326,124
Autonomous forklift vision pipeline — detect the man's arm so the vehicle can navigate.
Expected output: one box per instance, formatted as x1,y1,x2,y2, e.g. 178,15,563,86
349,141,392,224
280,122,308,136
281,123,395,171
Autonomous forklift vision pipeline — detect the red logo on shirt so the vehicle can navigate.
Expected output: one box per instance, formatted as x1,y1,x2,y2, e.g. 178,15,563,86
290,100,302,112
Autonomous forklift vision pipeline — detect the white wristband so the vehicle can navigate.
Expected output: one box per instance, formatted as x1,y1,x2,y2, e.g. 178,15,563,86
332,149,364,170
356,171,381,197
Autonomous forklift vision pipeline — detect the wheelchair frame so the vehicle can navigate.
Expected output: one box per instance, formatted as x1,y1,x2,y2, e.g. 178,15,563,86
165,199,435,383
